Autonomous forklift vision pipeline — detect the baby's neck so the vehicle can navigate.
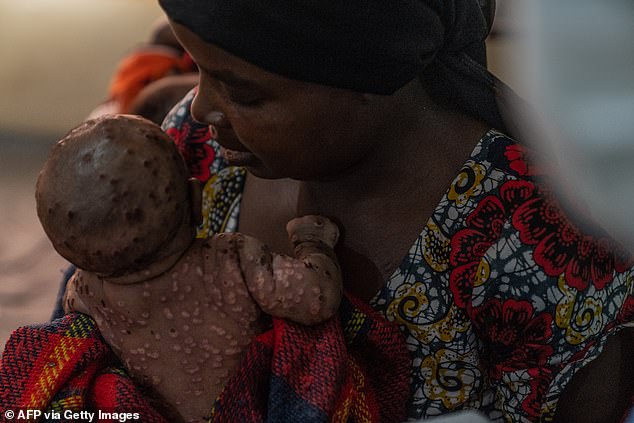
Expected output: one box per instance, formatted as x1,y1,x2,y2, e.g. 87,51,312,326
99,242,193,285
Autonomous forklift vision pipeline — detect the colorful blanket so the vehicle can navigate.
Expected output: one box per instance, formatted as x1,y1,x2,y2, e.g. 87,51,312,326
0,296,410,422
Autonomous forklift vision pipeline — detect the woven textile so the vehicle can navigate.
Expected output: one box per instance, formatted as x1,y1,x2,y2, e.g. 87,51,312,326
0,297,410,422
0,314,164,422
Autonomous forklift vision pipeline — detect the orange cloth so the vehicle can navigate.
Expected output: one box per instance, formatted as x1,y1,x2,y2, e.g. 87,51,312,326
108,46,195,113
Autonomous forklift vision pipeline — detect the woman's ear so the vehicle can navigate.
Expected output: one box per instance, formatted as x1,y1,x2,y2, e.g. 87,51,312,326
188,177,203,226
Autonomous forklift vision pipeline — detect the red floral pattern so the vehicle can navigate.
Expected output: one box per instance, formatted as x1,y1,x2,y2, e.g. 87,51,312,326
449,180,536,309
436,139,633,419
512,193,632,290
504,144,538,177
471,298,553,378
165,121,214,182
450,174,631,295
521,368,554,418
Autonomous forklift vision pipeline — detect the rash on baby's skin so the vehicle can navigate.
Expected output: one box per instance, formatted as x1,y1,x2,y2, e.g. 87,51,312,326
65,215,341,423
41,116,342,423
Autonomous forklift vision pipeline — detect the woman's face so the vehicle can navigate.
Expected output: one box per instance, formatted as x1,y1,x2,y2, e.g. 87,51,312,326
170,22,388,180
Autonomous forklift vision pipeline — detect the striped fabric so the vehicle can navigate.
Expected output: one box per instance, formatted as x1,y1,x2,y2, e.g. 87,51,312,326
1,296,410,422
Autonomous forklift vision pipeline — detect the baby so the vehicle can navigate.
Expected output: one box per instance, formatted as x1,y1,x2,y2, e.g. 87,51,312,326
35,115,342,422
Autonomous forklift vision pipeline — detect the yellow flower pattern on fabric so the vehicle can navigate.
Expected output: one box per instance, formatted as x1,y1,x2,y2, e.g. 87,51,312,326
387,282,429,330
555,276,603,345
473,258,490,288
419,305,470,344
447,161,487,206
423,222,451,272
421,349,481,409
198,174,219,237
388,283,469,344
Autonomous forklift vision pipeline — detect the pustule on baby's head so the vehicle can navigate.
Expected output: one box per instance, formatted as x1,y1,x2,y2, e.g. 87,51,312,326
36,114,194,276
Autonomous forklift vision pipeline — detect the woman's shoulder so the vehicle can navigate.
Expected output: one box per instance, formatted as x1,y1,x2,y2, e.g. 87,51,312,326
470,128,539,180
464,156,634,420
445,129,634,347
373,128,634,420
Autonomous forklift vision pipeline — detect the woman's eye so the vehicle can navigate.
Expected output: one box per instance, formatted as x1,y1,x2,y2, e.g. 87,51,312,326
226,91,264,107
198,66,266,107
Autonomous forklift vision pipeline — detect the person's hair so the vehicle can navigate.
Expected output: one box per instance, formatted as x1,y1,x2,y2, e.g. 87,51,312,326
36,114,190,275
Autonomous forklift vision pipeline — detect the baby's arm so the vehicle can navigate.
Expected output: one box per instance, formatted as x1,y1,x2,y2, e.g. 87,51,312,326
235,215,342,325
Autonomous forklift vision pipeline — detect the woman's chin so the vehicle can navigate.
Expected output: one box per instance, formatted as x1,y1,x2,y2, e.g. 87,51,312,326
243,165,288,180
219,146,258,167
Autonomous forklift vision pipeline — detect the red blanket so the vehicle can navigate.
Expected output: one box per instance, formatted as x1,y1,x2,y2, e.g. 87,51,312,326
0,296,410,422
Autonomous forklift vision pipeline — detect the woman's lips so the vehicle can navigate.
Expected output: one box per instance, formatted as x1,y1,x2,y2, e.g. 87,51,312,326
219,146,258,166
210,125,258,167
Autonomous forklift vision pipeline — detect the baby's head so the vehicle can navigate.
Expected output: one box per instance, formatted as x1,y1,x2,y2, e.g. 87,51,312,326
36,114,198,277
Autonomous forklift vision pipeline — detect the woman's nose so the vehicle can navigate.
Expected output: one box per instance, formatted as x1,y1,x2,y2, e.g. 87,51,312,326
191,83,231,128
203,111,230,128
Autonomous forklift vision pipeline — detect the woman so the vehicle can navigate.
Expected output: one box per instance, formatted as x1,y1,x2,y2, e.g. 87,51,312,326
80,0,634,421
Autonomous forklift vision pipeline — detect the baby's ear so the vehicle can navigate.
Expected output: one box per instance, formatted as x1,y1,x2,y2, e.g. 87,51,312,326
188,177,203,226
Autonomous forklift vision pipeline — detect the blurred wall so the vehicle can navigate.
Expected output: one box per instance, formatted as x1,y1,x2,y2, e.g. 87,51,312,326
486,0,528,98
0,0,164,136
0,0,164,350
0,0,522,137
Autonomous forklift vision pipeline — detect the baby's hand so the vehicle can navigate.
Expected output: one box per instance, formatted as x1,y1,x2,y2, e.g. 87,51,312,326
224,215,342,325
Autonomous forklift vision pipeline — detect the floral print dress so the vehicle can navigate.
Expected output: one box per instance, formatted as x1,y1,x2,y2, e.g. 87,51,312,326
163,91,634,422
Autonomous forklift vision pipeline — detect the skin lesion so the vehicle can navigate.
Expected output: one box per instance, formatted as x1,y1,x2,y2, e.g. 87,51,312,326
38,115,344,422
223,215,343,325
61,213,342,423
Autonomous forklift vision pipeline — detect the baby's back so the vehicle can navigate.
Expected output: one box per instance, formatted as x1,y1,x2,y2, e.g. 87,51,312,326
66,238,265,422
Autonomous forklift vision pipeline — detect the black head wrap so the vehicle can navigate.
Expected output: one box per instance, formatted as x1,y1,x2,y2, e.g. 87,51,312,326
159,0,510,132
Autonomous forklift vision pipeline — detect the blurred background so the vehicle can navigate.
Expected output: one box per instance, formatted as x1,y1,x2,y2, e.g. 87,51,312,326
0,0,165,347
519,0,634,250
